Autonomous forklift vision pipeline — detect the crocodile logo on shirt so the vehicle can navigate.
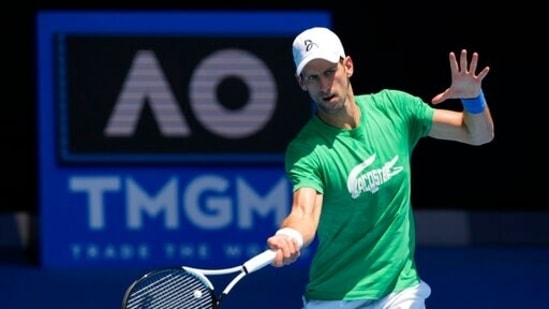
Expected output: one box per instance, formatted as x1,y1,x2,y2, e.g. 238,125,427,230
347,154,403,199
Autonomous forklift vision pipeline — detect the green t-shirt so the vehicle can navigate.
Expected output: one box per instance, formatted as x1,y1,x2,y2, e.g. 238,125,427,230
285,89,435,301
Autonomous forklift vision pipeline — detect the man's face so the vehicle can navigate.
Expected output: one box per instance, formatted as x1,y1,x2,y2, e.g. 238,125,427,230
298,57,353,115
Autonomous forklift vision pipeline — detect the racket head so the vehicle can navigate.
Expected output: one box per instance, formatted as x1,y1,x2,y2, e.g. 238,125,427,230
122,267,216,309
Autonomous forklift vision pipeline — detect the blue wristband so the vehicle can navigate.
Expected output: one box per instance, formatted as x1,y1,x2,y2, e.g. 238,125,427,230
461,90,486,114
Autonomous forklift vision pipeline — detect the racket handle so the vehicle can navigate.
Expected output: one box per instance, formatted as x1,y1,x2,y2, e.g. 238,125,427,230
242,249,277,273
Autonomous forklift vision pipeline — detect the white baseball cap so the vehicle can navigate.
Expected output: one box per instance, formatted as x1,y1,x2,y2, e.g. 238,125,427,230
292,27,346,75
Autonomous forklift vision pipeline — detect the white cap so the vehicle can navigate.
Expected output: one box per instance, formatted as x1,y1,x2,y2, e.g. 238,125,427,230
292,27,346,75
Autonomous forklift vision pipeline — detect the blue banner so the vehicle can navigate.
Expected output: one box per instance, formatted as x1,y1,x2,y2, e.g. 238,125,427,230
38,11,330,268
40,167,316,268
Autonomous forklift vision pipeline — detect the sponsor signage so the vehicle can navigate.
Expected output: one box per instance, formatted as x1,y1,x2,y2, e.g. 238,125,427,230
38,11,330,267
57,35,313,164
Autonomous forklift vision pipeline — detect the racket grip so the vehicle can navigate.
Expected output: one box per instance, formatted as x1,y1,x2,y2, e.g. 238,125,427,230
243,249,277,273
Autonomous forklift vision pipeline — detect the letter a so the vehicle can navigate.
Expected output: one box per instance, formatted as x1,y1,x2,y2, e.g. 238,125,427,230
104,50,190,137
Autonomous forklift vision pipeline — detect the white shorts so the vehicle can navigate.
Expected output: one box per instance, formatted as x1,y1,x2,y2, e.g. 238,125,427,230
302,280,431,309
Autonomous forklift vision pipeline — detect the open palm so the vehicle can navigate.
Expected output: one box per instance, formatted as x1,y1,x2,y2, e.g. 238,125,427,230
431,49,490,105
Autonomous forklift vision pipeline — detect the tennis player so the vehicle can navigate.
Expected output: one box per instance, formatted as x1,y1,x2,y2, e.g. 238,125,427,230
266,27,494,308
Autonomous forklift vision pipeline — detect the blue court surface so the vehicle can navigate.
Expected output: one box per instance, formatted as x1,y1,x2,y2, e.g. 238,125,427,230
1,245,547,308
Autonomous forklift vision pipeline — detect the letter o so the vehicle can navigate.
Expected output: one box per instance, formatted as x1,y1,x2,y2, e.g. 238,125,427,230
189,49,277,138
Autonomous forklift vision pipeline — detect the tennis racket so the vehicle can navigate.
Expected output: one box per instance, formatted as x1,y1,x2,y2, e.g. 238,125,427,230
121,249,277,309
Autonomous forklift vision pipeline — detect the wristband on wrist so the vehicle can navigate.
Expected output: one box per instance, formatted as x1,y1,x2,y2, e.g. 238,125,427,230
275,227,304,248
461,90,486,114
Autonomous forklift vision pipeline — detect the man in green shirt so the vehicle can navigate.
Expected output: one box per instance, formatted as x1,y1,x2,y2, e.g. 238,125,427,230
266,27,494,308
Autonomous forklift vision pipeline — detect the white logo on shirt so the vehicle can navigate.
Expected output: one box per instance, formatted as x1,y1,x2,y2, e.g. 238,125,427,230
347,154,403,199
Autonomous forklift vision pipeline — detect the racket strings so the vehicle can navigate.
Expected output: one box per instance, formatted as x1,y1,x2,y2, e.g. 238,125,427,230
125,269,214,309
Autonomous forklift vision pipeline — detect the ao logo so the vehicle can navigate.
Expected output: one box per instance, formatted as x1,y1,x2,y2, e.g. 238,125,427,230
104,49,277,139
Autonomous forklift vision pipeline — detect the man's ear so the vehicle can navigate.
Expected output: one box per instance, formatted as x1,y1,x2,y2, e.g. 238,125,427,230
296,75,307,91
343,56,354,77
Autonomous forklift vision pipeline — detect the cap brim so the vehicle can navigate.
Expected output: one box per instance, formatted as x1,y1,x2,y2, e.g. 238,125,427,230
296,52,341,75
